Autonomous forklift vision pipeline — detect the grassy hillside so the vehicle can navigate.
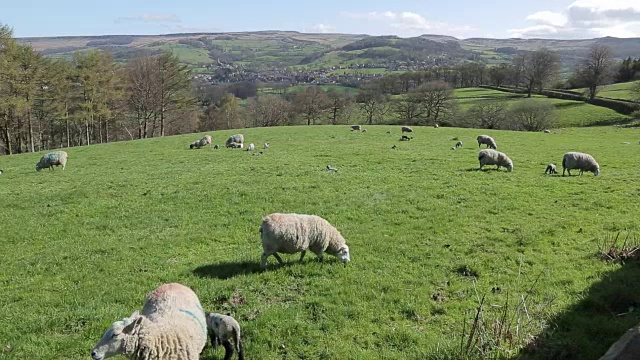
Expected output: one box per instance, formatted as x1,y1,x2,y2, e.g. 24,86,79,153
571,81,640,102
1,125,640,359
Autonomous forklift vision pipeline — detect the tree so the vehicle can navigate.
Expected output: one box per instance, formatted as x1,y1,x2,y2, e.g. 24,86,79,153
575,44,615,101
200,93,244,131
246,95,293,127
293,86,329,125
467,101,507,129
510,54,526,88
326,89,353,125
410,80,456,125
509,100,555,131
393,94,423,125
155,51,193,137
489,64,509,87
126,55,157,139
522,48,560,97
357,82,390,125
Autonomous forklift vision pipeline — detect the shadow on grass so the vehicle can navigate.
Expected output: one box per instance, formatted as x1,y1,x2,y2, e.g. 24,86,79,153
583,117,636,127
516,262,640,360
193,260,263,279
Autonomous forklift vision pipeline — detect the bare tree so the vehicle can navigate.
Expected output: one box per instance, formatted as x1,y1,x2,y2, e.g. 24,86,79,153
246,95,293,127
293,86,329,125
326,89,353,125
467,101,507,129
393,94,423,125
510,54,526,88
357,82,390,125
522,48,560,97
510,100,555,131
489,64,509,87
575,44,615,101
410,80,456,125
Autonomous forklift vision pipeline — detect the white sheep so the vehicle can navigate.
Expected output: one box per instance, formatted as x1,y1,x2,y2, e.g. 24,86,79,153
545,163,558,175
246,143,255,151
543,129,551,133
455,141,463,148
401,126,413,133
91,283,207,360
350,125,361,131
562,152,600,176
206,313,244,360
478,149,513,172
36,151,68,171
433,123,439,128
477,135,497,149
225,134,244,148
190,135,212,149
259,213,351,269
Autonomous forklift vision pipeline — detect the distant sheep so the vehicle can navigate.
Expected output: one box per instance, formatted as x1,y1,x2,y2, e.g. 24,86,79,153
213,144,220,149
400,135,413,141
562,152,600,176
350,125,361,131
246,143,255,151
543,129,551,133
225,134,244,148
361,129,367,133
478,149,513,172
91,283,207,360
401,126,413,133
259,213,351,269
545,163,558,175
190,135,212,149
455,141,463,148
477,135,497,149
263,142,269,149
433,123,439,128
326,165,337,172
206,313,244,360
36,151,68,171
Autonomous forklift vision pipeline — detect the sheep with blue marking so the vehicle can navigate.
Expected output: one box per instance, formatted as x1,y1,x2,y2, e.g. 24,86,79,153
36,151,68,171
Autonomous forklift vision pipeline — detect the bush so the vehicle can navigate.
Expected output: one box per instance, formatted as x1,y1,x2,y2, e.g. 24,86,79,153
509,100,555,131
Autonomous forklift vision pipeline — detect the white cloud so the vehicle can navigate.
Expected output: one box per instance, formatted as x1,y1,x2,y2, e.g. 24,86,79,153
309,24,336,33
338,11,475,38
511,0,640,38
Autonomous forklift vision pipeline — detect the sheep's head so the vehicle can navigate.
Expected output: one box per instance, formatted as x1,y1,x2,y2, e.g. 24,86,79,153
336,245,350,263
594,168,600,176
91,311,142,360
506,163,514,172
35,161,44,171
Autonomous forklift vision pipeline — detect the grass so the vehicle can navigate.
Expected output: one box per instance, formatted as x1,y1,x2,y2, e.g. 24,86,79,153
152,45,214,65
258,84,359,95
571,81,640,102
2,125,640,359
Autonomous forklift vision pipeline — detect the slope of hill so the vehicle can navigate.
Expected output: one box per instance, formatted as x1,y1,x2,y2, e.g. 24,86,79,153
2,125,639,359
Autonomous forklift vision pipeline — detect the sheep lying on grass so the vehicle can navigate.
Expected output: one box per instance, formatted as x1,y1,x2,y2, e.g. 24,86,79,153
350,125,361,131
401,126,413,133
400,135,413,141
259,213,351,269
206,313,244,360
225,134,244,148
455,141,463,148
545,163,558,175
190,135,212,149
477,135,497,149
263,142,269,149
36,151,68,171
562,152,600,176
91,283,207,360
478,149,513,172
246,143,255,151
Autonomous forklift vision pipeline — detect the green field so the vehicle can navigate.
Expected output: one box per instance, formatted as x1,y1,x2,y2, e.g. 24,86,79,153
572,81,640,101
455,88,632,127
258,84,359,95
2,125,640,359
151,45,214,65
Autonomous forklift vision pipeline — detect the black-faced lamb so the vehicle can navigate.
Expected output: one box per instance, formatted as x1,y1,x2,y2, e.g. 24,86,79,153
562,152,600,176
225,134,244,148
478,149,513,172
36,151,68,171
477,135,497,149
545,163,558,175
350,125,361,131
400,135,413,141
263,142,269,149
213,144,220,149
401,126,413,133
206,313,244,360
362,129,367,133
259,213,351,269
326,165,337,172
455,141,463,148
190,135,212,149
91,283,207,360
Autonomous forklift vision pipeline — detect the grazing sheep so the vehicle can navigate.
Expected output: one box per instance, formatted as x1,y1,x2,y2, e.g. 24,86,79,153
478,149,513,172
91,283,207,360
36,151,68,171
225,134,244,148
545,163,558,175
206,313,244,360
259,213,351,269
455,141,463,148
246,143,255,151
562,152,600,176
400,135,414,141
190,135,212,149
401,126,413,133
477,135,497,149
263,142,269,149
350,125,361,131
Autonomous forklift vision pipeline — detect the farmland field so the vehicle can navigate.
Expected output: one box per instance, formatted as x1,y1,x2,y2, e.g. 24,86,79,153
1,125,640,359
571,81,640,101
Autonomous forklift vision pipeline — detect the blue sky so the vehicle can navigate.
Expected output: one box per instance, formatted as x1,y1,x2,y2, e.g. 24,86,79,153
2,0,640,39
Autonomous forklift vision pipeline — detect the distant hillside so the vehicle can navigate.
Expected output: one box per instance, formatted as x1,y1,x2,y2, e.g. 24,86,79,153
15,31,640,71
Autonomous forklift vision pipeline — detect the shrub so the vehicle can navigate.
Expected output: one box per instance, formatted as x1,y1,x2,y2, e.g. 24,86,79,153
508,100,555,131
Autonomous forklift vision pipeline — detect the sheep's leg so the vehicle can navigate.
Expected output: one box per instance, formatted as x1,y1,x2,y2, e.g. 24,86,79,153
299,250,306,263
222,340,234,360
317,252,324,262
237,340,245,360
273,253,285,265
261,253,269,269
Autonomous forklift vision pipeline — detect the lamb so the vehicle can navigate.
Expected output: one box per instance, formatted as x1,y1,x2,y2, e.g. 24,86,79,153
326,165,337,172
455,141,463,148
545,163,558,175
35,151,68,171
478,149,513,172
225,134,244,148
543,129,551,133
263,142,269,149
401,126,413,133
477,135,497,149
206,313,244,360
259,213,351,269
562,152,600,176
361,129,367,133
433,123,439,128
246,143,255,151
213,144,220,149
350,125,361,131
400,135,413,141
190,135,212,149
91,283,207,360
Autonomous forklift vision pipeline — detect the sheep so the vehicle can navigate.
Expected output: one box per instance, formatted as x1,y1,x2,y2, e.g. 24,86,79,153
213,144,220,149
246,143,255,152
477,135,497,149
455,141,463,148
0,169,3,175
263,142,269,149
206,313,244,360
225,134,244,148
326,165,337,172
433,123,439,128
252,151,263,156
562,152,600,176
401,126,413,133
545,163,558,175
350,125,361,131
543,129,551,133
35,151,68,171
91,283,207,360
259,213,351,269
190,135,212,149
400,135,413,141
228,142,243,149
361,129,367,133
478,149,513,172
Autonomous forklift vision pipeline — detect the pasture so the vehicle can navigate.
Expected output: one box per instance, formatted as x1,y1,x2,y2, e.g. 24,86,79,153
571,81,640,102
1,125,640,359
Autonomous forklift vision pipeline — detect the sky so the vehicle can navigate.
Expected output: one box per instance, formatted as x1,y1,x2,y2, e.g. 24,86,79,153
2,0,640,39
